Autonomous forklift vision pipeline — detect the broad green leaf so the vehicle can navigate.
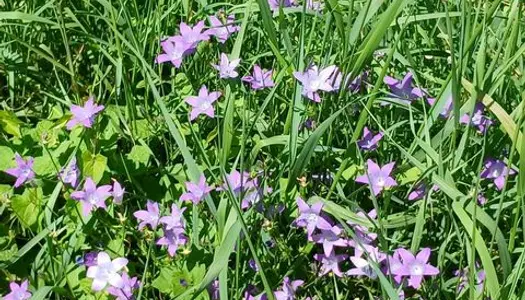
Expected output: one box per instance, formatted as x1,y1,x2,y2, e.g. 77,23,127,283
11,187,42,228
0,110,22,138
81,151,107,184
127,145,151,167
0,146,15,171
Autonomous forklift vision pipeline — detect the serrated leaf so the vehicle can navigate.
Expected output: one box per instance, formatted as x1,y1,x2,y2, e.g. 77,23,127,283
11,187,42,228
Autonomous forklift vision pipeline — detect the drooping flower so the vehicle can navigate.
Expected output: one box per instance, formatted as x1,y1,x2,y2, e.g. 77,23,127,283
293,65,337,102
294,197,332,240
347,245,386,279
156,228,188,256
357,127,383,151
268,0,296,11
112,179,124,204
213,53,241,79
86,251,128,291
460,102,493,133
133,200,160,230
480,158,517,190
159,204,186,231
70,177,112,216
392,248,440,289
155,36,190,68
427,95,453,118
312,225,348,256
242,65,274,90
107,272,140,300
313,252,348,277
184,85,221,121
176,21,209,49
206,15,240,43
66,96,104,130
355,159,397,196
383,72,425,104
180,174,213,205
5,153,34,188
3,280,31,300
274,277,303,300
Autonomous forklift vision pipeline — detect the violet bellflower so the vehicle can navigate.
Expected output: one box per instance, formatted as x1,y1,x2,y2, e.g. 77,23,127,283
357,127,383,151
86,251,128,291
460,102,493,133
213,53,241,79
455,265,485,294
66,96,104,130
274,277,303,300
217,170,254,194
392,248,440,289
70,177,112,216
383,72,425,104
206,15,240,43
480,158,517,190
293,65,337,102
59,158,79,188
355,159,397,196
155,36,190,68
112,179,124,204
268,0,296,11
159,204,186,231
133,200,160,230
312,225,348,256
427,95,453,118
294,197,332,240
180,174,213,205
209,279,219,300
157,227,188,257
184,85,221,121
83,251,98,267
347,245,386,279
386,249,404,284
5,153,34,188
241,178,272,210
3,280,31,300
347,209,377,246
313,252,348,277
408,183,438,201
107,272,140,300
242,65,274,90
175,21,209,49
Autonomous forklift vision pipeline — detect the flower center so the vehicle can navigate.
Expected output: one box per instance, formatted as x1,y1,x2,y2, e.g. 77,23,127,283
87,193,99,205
306,213,318,224
471,113,482,124
376,177,385,187
200,101,211,111
410,263,424,276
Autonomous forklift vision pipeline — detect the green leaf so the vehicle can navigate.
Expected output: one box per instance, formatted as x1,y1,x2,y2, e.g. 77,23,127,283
33,153,56,176
127,145,150,167
152,263,207,298
0,146,14,171
0,110,22,138
81,151,107,184
11,187,42,228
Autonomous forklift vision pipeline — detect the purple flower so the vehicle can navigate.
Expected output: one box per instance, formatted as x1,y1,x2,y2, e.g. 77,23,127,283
480,158,517,190
248,259,259,272
180,174,213,205
312,225,348,256
355,159,397,196
176,21,209,49
107,272,140,300
357,127,383,151
213,53,241,79
455,265,485,293
294,197,332,240
293,65,337,102
427,95,453,118
274,277,303,300
66,96,104,130
386,249,404,284
59,158,79,188
408,182,438,201
83,251,98,267
184,85,221,121
157,227,187,256
112,179,124,204
314,252,347,277
70,177,112,216
241,184,272,210
209,279,219,300
347,209,377,245
206,15,240,43
383,72,425,104
159,204,186,231
155,36,190,68
392,248,440,289
5,153,34,188
86,251,128,291
347,245,386,279
242,65,274,90
477,192,487,205
217,170,254,194
3,280,31,300
460,102,493,133
306,0,323,10
133,200,160,230
268,0,296,11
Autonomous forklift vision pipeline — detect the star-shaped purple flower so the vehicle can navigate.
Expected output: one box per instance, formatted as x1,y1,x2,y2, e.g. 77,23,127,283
157,227,188,257
242,65,274,90
355,159,397,196
184,85,221,121
392,248,440,289
480,158,516,190
112,179,124,204
155,36,190,68
357,127,383,151
268,0,296,11
386,249,404,284
59,158,79,188
70,177,112,216
312,225,348,256
159,204,186,231
206,15,240,43
383,72,424,104
3,280,31,300
66,96,104,130
427,95,453,118
455,264,485,293
213,53,241,79
314,252,348,277
408,182,438,201
347,209,377,245
347,245,386,279
293,65,337,102
107,272,140,300
176,21,209,49
86,251,128,291
180,174,213,205
460,102,493,133
274,277,303,300
294,197,332,240
217,170,254,194
5,153,34,188
133,200,160,230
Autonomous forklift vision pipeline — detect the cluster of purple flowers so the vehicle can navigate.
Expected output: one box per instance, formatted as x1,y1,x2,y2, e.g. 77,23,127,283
71,177,125,216
240,277,305,300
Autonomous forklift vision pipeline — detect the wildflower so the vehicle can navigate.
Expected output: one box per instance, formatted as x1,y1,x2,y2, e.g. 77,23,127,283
217,170,254,194
209,279,219,300
313,252,347,277
213,53,241,79
294,197,332,240
454,265,485,293
274,277,303,300
268,0,295,11
133,200,160,230
59,158,79,188
155,37,190,68
460,103,493,133
392,248,440,289
175,21,209,49
70,177,112,216
66,96,104,130
312,225,348,256
206,15,240,43
347,209,377,245
180,174,213,205
477,193,487,205
306,0,323,10
347,245,386,279
480,158,517,190
293,65,337,102
3,280,31,300
249,259,259,272
357,127,383,151
159,204,186,231
242,65,274,90
157,227,188,256
112,179,124,204
5,153,34,188
386,249,404,284
86,251,128,291
408,183,438,201
83,251,99,267
383,72,425,104
427,95,453,118
241,184,272,210
355,159,397,196
184,85,221,121
107,272,140,300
